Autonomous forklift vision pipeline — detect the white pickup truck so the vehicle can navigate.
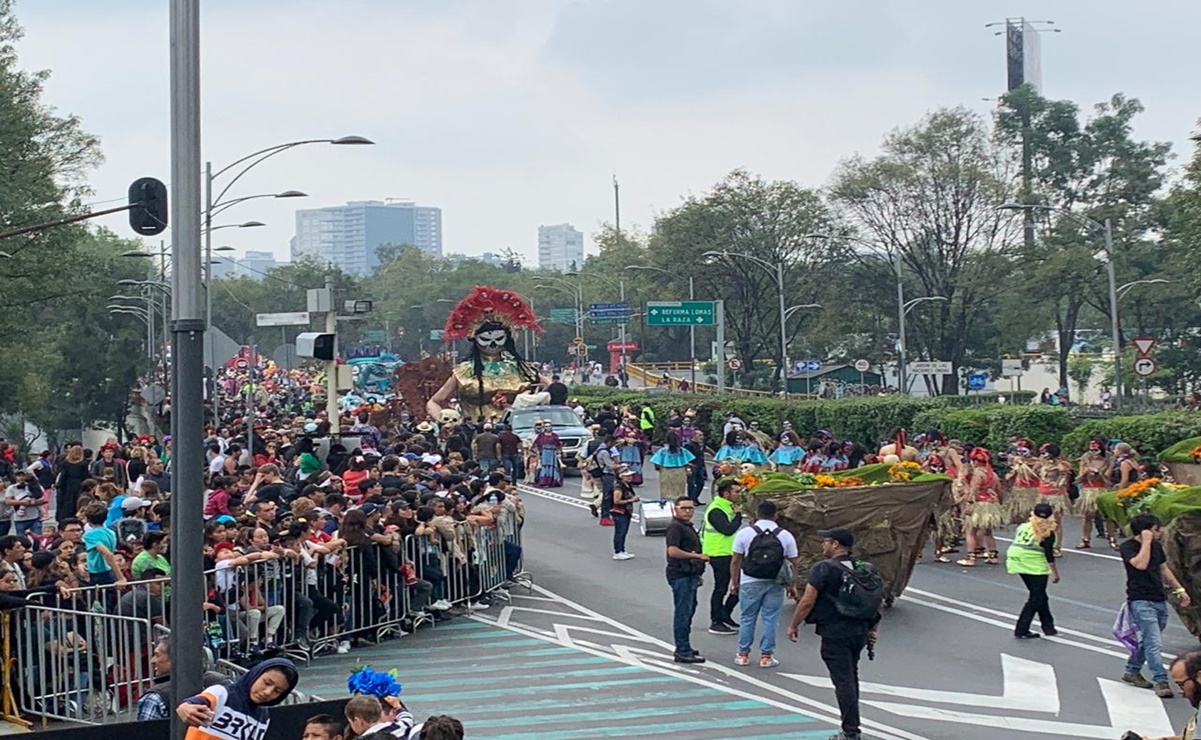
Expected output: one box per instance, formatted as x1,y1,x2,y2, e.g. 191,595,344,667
500,405,591,472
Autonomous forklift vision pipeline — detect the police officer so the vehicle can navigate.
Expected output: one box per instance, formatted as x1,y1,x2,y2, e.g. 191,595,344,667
701,478,743,635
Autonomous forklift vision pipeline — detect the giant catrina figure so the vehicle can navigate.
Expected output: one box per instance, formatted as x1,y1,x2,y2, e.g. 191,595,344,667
427,285,545,421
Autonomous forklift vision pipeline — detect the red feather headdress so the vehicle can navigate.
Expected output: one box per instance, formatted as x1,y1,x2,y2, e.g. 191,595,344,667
443,285,542,340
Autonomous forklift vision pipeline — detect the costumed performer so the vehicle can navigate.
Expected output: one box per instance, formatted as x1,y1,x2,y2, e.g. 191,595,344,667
427,285,545,422
1036,443,1072,556
879,427,920,463
533,421,564,488
649,429,695,500
346,665,419,738
1005,439,1041,524
957,447,1005,567
1075,438,1112,550
714,429,768,467
614,414,649,485
769,426,805,470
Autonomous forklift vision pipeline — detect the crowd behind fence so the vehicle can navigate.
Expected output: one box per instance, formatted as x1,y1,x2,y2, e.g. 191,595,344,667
2,509,528,726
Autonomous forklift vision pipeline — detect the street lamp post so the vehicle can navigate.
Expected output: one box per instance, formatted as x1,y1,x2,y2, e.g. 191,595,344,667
568,271,629,373
626,267,696,389
1000,203,1123,410
703,251,789,396
900,296,948,394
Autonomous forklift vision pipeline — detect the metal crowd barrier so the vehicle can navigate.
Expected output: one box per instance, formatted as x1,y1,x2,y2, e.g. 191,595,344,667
4,503,532,725
9,598,159,724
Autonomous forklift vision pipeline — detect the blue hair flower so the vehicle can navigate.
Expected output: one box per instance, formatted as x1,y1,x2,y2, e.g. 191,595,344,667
347,666,402,698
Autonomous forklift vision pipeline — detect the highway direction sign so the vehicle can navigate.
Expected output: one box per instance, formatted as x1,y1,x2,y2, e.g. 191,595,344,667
646,301,716,326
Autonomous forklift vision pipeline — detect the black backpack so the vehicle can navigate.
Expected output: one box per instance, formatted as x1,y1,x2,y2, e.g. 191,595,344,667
742,525,786,580
829,560,885,621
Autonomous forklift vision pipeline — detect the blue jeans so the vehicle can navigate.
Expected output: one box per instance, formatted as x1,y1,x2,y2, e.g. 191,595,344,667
478,458,498,475
669,575,701,655
502,454,521,481
612,513,631,553
1126,599,1170,683
14,519,41,535
738,579,786,655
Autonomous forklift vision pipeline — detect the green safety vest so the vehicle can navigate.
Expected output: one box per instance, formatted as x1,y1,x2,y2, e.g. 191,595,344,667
639,407,655,431
701,496,736,557
1005,522,1051,576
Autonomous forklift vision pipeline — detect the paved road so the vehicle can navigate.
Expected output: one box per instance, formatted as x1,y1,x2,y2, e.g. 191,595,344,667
291,466,1200,738
504,468,1199,740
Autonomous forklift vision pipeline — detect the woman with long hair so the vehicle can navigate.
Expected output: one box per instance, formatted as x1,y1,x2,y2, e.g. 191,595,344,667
613,415,649,485
1006,502,1060,639
1037,443,1072,557
55,443,89,522
532,421,563,488
1005,439,1040,523
650,429,695,500
1075,438,1112,549
956,447,1005,566
769,428,804,471
1107,442,1141,549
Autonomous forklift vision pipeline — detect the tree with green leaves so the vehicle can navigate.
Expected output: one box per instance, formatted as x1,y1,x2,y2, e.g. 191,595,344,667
829,108,1019,394
994,87,1172,398
647,169,840,389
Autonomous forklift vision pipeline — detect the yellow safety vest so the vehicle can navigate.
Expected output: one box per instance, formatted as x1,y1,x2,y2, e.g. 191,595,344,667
1005,522,1051,576
701,496,736,557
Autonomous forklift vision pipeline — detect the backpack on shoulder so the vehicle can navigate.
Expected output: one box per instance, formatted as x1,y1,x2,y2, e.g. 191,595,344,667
742,525,786,580
829,560,886,621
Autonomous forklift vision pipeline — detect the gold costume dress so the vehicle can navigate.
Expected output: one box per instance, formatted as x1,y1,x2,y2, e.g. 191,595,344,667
453,360,529,420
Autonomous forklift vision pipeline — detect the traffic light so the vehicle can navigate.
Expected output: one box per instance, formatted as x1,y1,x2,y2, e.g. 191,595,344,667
296,332,335,361
128,177,168,236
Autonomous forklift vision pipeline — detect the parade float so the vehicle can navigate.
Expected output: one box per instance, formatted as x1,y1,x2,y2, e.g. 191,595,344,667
1157,437,1201,486
1096,479,1201,640
739,462,953,604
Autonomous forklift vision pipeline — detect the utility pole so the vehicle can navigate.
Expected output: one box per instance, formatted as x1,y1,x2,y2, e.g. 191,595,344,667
167,0,204,735
325,275,340,433
613,174,621,240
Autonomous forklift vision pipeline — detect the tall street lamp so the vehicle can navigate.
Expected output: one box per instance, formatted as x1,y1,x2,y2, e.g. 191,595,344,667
626,266,696,389
703,250,789,394
204,137,371,418
1000,202,1122,410
1117,278,1170,299
899,296,948,393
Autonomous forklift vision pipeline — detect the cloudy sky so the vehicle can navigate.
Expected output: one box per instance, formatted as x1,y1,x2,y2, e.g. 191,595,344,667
14,0,1201,265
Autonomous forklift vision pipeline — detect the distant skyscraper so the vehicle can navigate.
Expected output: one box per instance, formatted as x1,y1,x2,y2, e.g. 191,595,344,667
238,250,277,279
290,199,443,275
537,224,584,272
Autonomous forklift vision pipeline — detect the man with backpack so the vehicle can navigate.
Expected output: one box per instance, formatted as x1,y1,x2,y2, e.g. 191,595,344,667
787,527,884,740
729,500,798,669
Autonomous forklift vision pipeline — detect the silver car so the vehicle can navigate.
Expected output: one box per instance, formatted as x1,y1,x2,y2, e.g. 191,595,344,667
501,405,591,472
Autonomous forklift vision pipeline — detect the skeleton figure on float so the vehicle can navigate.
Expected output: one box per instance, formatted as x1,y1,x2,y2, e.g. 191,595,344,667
426,286,546,422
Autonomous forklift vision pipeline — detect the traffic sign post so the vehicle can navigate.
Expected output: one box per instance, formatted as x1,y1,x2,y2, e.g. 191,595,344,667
853,358,871,373
549,308,577,325
1133,357,1157,377
967,372,988,391
909,361,953,376
255,311,310,327
1132,337,1157,357
646,301,716,326
727,357,742,371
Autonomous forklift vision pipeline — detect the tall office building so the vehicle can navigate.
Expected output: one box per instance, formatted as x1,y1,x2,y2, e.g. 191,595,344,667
290,199,443,275
537,224,584,272
238,250,277,279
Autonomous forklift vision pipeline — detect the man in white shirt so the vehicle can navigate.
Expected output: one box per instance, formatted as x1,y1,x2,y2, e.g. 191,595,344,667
730,500,798,669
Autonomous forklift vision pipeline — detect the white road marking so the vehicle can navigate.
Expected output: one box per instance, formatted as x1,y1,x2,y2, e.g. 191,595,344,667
783,653,1059,713
472,583,933,740
1098,677,1176,737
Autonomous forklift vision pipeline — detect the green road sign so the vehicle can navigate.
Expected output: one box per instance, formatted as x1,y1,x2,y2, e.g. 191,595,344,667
590,316,628,326
646,301,716,326
549,308,577,325
363,329,386,342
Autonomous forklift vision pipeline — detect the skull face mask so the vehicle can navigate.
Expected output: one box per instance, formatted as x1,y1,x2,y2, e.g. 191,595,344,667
475,326,507,357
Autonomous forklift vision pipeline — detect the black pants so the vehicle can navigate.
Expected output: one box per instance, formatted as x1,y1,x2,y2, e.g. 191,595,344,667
708,556,739,626
1015,573,1054,635
820,633,868,737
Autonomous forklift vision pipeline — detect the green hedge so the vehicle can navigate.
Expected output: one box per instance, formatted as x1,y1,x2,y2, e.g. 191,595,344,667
567,386,1201,460
1060,413,1201,459
910,405,1075,454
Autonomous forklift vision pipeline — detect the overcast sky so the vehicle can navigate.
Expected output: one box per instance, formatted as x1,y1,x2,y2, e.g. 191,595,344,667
14,0,1201,265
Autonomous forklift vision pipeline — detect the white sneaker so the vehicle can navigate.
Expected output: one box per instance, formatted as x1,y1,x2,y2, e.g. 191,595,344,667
613,552,635,561
430,599,453,611
470,601,491,610
336,640,351,654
